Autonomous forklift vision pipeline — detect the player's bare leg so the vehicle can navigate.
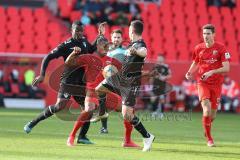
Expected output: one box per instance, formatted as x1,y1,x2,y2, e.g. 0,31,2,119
122,105,154,151
211,109,217,122
201,99,215,147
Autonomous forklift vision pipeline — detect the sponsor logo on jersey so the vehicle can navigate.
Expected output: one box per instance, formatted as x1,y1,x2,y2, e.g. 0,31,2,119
212,50,218,55
204,58,218,64
63,93,70,99
65,40,71,44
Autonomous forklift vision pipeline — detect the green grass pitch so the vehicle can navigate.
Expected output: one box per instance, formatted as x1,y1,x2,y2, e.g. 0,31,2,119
0,108,239,160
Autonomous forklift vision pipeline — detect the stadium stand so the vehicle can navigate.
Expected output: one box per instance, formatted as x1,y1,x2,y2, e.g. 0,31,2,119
55,0,239,63
0,0,239,111
0,0,239,62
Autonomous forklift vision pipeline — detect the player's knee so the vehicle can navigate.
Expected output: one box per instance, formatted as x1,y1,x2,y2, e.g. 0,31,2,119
122,111,134,121
95,85,107,96
211,110,217,120
201,99,211,109
201,99,210,106
84,103,96,112
86,110,93,118
48,105,56,114
95,85,101,94
129,116,140,126
201,99,211,115
79,111,93,121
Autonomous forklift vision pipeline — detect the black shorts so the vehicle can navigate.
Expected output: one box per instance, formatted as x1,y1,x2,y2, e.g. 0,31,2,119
102,74,140,107
58,82,86,106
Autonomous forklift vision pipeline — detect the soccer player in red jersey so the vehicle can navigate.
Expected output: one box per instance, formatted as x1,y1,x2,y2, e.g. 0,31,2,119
65,37,138,147
185,24,231,147
91,29,140,148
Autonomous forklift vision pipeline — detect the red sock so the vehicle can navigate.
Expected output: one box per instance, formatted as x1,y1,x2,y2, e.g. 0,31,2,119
202,116,212,141
69,111,91,137
124,120,133,143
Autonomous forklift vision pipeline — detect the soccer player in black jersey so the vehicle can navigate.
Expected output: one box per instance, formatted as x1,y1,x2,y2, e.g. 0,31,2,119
24,21,105,144
95,20,155,152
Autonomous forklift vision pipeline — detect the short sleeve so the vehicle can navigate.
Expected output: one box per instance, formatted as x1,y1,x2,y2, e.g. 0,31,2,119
49,42,67,58
220,46,231,62
192,48,199,63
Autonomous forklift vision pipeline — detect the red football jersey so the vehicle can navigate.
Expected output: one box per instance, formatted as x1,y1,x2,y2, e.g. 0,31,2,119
81,54,121,89
76,54,103,84
193,42,230,85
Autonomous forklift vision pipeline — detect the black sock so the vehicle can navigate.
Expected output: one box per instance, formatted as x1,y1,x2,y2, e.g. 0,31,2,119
130,116,150,138
99,94,106,116
78,121,90,139
160,104,165,112
101,118,108,129
30,105,54,128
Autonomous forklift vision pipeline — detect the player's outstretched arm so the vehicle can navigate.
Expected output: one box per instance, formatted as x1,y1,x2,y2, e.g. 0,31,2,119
88,22,107,53
65,47,81,66
32,42,67,87
87,22,107,53
32,54,58,86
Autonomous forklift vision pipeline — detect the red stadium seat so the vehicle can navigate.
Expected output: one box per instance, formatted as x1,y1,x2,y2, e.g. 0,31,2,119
11,83,20,96
35,44,49,53
138,3,146,12
6,7,19,17
21,45,35,53
58,0,77,18
7,43,21,53
84,25,98,42
20,7,33,20
197,12,210,26
70,11,82,22
0,6,67,54
172,0,184,12
0,42,7,52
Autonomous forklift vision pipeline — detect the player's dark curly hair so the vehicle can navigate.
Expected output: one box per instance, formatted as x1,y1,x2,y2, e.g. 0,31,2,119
72,20,83,27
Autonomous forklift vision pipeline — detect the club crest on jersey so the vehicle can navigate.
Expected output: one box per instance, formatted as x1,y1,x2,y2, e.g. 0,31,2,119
212,50,218,55
63,93,70,99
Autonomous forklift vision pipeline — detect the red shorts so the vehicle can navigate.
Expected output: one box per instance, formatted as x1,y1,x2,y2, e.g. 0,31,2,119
197,83,222,110
85,89,121,111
